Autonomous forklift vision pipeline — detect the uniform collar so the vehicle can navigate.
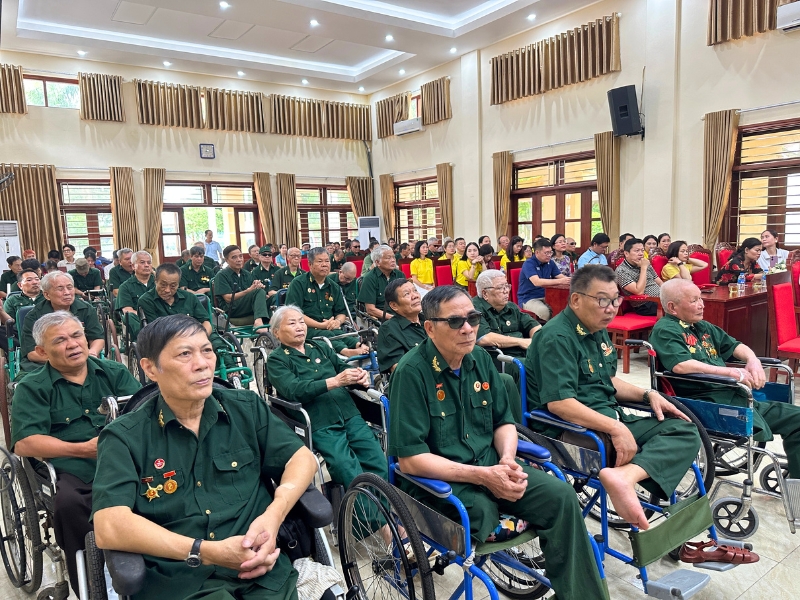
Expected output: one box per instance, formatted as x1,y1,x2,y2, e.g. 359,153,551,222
305,271,328,288
421,337,474,375
279,342,315,356
664,312,696,329
154,390,229,431
395,314,423,329
561,306,596,339
44,355,105,386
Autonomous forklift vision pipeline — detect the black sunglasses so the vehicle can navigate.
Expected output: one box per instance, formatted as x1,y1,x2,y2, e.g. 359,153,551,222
428,311,482,329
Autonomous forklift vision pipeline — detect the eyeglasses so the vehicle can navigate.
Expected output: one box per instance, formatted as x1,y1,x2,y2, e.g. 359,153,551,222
428,311,482,329
538,250,554,256
576,292,623,308
260,253,272,257
567,242,577,246
485,284,511,292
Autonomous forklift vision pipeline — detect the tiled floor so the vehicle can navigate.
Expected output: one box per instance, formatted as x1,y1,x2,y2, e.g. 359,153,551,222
0,350,798,599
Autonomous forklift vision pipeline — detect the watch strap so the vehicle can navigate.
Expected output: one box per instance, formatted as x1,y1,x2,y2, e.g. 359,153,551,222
190,538,202,556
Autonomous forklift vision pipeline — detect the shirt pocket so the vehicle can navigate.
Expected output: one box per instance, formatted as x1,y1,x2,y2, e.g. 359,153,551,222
137,469,186,522
50,406,85,437
212,447,257,502
428,400,458,447
579,358,601,383
470,391,493,434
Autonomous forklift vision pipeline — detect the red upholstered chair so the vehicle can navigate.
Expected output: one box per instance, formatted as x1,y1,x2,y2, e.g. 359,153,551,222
650,255,668,280
506,264,524,305
398,258,412,279
788,250,800,309
467,281,477,297
433,261,454,286
715,242,735,270
607,293,660,374
345,257,363,277
300,258,309,271
687,245,712,286
766,271,800,373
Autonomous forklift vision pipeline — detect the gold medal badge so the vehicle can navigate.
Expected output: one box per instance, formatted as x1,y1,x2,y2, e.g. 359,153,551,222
575,324,586,336
437,390,445,401
141,477,163,502
158,410,165,428
473,381,481,392
163,470,178,494
587,359,594,374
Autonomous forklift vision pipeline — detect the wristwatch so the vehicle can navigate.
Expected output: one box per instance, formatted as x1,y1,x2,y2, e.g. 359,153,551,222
186,538,202,568
642,389,655,404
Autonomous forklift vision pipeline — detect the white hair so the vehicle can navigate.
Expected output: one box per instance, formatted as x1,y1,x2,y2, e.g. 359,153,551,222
371,244,393,264
40,271,74,294
269,304,304,331
132,250,152,263
475,269,506,297
32,311,83,346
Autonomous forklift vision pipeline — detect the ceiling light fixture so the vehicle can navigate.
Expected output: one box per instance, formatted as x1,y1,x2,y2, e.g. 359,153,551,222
450,47,457,54
399,69,405,75
385,34,394,42
163,61,172,67
219,1,230,8
527,13,536,21
358,86,365,92
302,78,309,84
237,71,245,76
310,19,319,27
77,50,87,56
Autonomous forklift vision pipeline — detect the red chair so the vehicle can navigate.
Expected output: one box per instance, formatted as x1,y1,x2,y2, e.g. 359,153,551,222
607,293,660,374
650,255,668,279
788,250,800,309
467,281,477,297
301,258,309,271
766,271,800,373
398,258,412,279
506,263,524,305
687,245,712,286
715,242,735,270
433,261,454,286
345,257,363,277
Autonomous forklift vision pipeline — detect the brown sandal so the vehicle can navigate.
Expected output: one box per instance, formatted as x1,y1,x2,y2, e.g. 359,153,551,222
679,540,759,564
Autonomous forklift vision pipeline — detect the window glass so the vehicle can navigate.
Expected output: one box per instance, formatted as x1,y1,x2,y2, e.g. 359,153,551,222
24,79,45,107
564,193,582,219
66,213,89,236
516,164,555,189
162,212,180,234
541,195,556,221
741,129,800,164
563,159,597,183
98,213,113,235
297,189,322,204
61,184,111,205
164,185,204,204
328,190,351,205
238,211,255,232
46,81,80,109
163,236,181,257
212,186,254,204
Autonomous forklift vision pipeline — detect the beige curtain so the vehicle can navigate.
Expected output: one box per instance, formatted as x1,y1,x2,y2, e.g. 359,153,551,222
142,168,165,265
421,77,452,126
492,152,513,240
324,102,371,141
346,176,374,220
270,95,371,140
134,80,203,128
376,92,409,139
436,163,454,239
79,72,125,122
204,88,265,133
379,174,396,240
0,64,27,114
703,109,740,249
490,14,620,105
708,0,778,45
253,172,276,244
0,164,62,259
594,132,621,241
109,167,140,250
275,174,299,247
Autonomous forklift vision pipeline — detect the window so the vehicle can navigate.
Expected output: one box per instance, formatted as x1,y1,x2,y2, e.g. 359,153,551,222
724,121,800,247
24,76,80,109
58,182,115,256
161,183,260,261
509,153,601,251
296,186,357,246
408,90,421,120
394,179,442,244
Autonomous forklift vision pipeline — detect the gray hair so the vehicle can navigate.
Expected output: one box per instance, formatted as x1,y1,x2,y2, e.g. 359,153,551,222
269,304,305,332
427,237,439,244
132,250,152,263
372,244,393,264
32,311,83,346
341,261,357,275
660,278,696,313
476,269,506,297
307,247,328,264
117,247,133,259
41,271,74,293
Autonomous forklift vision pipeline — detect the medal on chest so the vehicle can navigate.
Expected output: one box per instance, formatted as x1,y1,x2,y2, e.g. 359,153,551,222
163,470,178,494
141,477,163,502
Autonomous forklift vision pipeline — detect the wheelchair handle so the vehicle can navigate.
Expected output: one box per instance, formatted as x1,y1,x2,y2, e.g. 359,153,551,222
366,388,383,401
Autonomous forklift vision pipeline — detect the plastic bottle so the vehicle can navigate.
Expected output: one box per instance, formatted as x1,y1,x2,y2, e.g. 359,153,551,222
737,272,746,295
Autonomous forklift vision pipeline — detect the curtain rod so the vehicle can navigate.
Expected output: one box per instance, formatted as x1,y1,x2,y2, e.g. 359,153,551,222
512,136,594,154
55,167,346,179
391,166,436,176
701,99,800,120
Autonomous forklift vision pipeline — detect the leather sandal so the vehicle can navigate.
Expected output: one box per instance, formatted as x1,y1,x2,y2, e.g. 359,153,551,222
679,540,759,564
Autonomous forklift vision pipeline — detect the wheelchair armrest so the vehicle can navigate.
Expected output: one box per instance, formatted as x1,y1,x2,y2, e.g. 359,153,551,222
290,484,333,528
103,550,146,596
516,440,551,462
366,388,383,402
662,370,738,386
269,396,304,412
527,409,588,433
393,468,452,498
727,357,782,366
4,319,15,338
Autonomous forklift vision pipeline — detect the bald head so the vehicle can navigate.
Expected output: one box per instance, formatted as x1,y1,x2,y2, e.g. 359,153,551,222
341,262,356,276
661,278,704,323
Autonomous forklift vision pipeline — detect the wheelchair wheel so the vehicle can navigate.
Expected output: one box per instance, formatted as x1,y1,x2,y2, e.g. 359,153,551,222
759,462,789,495
312,528,334,567
338,473,433,600
84,531,108,600
711,496,759,540
481,539,549,599
127,344,146,385
0,354,10,447
253,332,279,397
0,456,42,593
715,441,767,476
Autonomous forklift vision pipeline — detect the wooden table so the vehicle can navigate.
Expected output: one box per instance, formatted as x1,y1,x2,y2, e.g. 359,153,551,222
544,284,572,316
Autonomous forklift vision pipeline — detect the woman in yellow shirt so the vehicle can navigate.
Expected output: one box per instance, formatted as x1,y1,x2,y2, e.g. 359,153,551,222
410,240,435,295
642,235,658,260
454,242,483,288
660,240,708,281
500,235,526,271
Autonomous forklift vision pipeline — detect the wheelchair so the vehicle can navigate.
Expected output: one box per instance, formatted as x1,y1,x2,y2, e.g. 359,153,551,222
84,289,120,363
635,339,799,539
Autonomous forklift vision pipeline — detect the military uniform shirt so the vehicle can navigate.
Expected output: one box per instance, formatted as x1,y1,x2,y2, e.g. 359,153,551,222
326,274,357,316
266,340,359,431
269,267,305,294
376,315,426,373
213,267,256,311
180,264,214,292
251,263,280,286
473,296,537,342
117,275,156,311
72,268,103,293
137,288,210,325
285,272,346,323
11,357,141,483
0,270,18,292
387,339,515,507
108,265,133,292
357,267,406,313
243,258,259,272
4,292,40,321
91,388,304,600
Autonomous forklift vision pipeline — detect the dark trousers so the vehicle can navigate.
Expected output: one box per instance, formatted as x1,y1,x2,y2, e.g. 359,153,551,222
630,301,658,316
54,472,93,595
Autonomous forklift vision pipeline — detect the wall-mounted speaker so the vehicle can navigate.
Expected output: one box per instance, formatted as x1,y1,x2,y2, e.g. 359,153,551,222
607,85,643,138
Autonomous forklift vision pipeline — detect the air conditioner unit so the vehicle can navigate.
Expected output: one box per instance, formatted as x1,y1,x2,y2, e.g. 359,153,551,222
778,1,800,31
357,216,381,247
0,221,21,292
393,117,424,136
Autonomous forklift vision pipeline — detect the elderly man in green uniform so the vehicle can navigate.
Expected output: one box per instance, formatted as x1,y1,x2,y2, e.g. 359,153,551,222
92,314,319,600
358,244,405,321
268,247,304,303
0,255,22,298
108,248,134,299
525,265,701,530
214,245,270,328
4,268,41,321
193,241,221,272
71,257,104,299
376,279,426,374
328,261,358,318
285,247,367,357
181,246,214,295
652,278,800,479
251,245,280,286
117,250,156,341
388,286,608,600
11,311,141,594
243,244,260,272
20,271,105,375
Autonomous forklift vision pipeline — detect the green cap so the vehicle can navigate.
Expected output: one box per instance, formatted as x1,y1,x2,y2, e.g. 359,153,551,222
259,244,273,254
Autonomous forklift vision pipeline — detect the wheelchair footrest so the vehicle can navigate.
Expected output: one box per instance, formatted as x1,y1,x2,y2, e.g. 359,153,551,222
783,478,800,525
645,569,710,600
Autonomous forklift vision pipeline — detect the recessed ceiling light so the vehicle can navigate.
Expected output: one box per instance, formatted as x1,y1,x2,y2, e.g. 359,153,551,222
527,13,536,21
450,47,457,54
399,69,405,75
219,1,230,8
385,34,394,42
163,61,172,67
77,50,87,56
302,78,309,85
237,71,245,77
358,86,365,92
310,19,319,27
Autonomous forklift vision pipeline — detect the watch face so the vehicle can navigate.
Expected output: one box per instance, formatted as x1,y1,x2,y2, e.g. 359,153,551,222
186,556,201,568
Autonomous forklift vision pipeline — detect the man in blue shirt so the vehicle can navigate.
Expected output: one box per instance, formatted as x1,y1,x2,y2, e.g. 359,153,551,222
577,233,611,268
517,238,569,321
203,229,224,265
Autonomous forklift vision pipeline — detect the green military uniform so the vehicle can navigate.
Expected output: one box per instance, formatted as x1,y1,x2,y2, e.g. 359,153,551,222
108,265,133,295
0,269,19,293
117,275,155,341
4,292,40,321
361,253,374,273
19,299,105,374
203,256,219,272
72,268,103,293
344,252,365,260
388,339,608,600
376,315,426,373
357,267,405,317
269,267,305,310
180,263,214,292
651,314,800,477
327,273,357,318
91,388,305,600
267,341,386,515
214,267,269,322
175,258,187,269
285,272,357,353
473,296,538,383
330,256,345,271
252,263,280,286
243,258,259,272
525,306,701,499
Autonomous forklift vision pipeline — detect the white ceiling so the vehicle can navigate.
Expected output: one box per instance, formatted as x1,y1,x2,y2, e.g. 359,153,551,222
1,0,601,94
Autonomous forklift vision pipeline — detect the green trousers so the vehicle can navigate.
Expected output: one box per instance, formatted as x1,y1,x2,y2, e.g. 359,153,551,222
224,288,269,321
499,372,522,423
415,463,608,600
307,327,358,354
181,570,298,600
753,399,800,478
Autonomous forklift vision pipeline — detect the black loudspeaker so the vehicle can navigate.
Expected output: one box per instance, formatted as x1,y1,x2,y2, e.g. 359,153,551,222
607,85,642,137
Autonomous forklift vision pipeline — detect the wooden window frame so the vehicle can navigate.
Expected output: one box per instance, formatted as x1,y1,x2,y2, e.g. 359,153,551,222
58,180,115,257
295,185,356,246
393,177,442,243
23,74,80,108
